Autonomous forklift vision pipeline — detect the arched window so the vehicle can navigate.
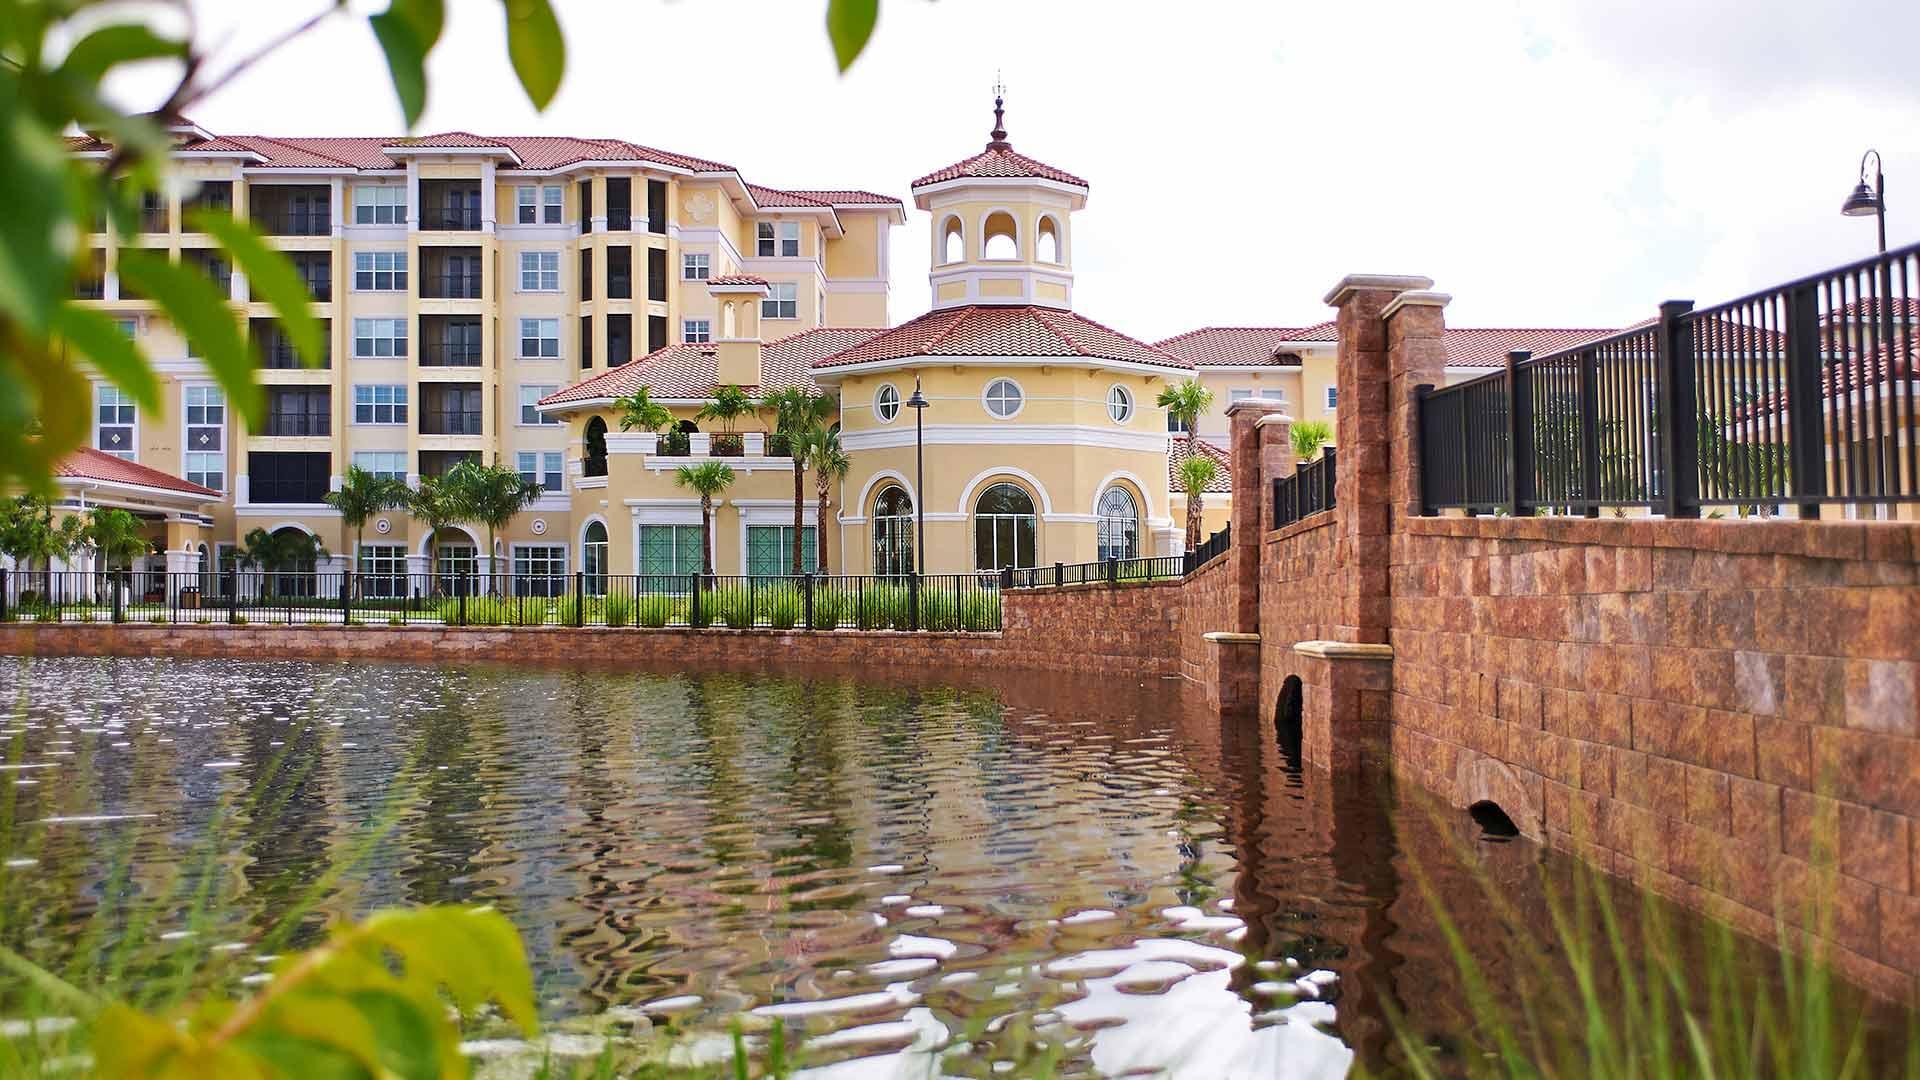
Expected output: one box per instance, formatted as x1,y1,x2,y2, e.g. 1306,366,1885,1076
1037,216,1060,263
266,526,318,598
974,482,1037,571
1107,385,1133,424
875,383,901,423
982,211,1018,260
983,378,1023,419
584,416,608,477
872,485,915,576
1096,486,1140,561
940,217,964,264
583,520,608,595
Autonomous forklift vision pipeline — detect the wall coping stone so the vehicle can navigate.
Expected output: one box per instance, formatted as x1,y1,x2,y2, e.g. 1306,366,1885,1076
1224,398,1291,418
1401,513,1917,562
1322,273,1435,306
1294,639,1394,659
1254,413,1297,428
1265,509,1338,544
1203,631,1261,643
1381,290,1453,320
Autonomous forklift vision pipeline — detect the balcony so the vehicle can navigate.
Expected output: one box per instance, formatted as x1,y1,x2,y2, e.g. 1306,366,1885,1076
252,318,331,369
419,181,482,231
182,181,234,224
181,249,232,298
420,385,483,436
264,389,330,437
249,185,332,237
420,409,483,436
606,177,632,232
420,316,483,367
420,248,484,298
138,195,170,234
75,251,106,300
289,251,332,303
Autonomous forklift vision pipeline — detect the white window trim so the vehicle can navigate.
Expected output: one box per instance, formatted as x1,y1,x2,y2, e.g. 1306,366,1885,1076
982,377,1026,420
682,253,710,280
351,451,409,482
509,542,568,580
1324,386,1338,410
874,382,901,424
180,382,225,492
95,383,139,461
518,318,562,361
1106,383,1133,425
519,250,562,292
352,384,409,426
352,318,409,360
682,318,711,344
351,250,408,292
353,185,407,226
518,385,561,426
761,280,799,320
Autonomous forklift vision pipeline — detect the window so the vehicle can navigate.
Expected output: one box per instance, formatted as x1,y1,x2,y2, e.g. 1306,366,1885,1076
761,281,798,320
511,545,566,596
983,378,1024,419
1229,387,1285,405
973,483,1037,571
353,318,408,358
516,450,564,490
352,251,407,292
584,417,608,476
581,315,594,369
757,221,800,257
1107,385,1133,424
248,452,330,504
873,383,902,423
96,386,136,459
353,384,408,425
351,451,407,482
747,525,817,578
115,318,138,338
358,544,408,598
519,250,560,291
435,542,476,584
519,318,560,359
183,386,224,491
683,253,710,280
517,185,563,224
872,486,913,576
265,387,330,436
1097,487,1140,561
683,319,711,344
648,248,668,302
582,521,609,594
1168,412,1190,434
519,385,560,425
1325,386,1338,410
638,524,704,577
353,185,406,225
607,246,632,298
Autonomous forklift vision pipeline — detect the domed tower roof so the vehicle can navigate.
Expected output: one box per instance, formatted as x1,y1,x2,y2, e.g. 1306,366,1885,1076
910,88,1088,194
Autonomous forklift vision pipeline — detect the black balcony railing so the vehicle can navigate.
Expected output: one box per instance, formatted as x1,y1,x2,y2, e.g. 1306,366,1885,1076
75,279,105,300
999,556,1186,589
420,410,483,436
421,272,483,299
1273,448,1336,528
421,206,482,230
420,343,482,367
1188,524,1230,573
263,412,330,437
1417,240,1920,519
250,208,330,236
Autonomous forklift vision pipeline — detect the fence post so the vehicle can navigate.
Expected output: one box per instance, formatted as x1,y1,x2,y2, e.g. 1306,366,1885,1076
1054,561,1065,587
340,569,351,623
574,571,584,626
1106,557,1118,585
1458,385,1475,515
112,571,124,623
954,574,964,632
1413,386,1435,515
0,567,8,624
1576,353,1602,518
1000,566,1013,590
803,573,814,630
1655,299,1700,518
229,570,239,624
1785,285,1826,520
690,572,702,627
908,572,920,632
458,577,467,626
1505,351,1534,516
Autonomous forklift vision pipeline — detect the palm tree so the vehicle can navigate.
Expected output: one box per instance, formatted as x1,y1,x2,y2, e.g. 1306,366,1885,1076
85,507,150,572
325,466,408,579
616,386,673,436
1178,454,1219,554
763,386,835,573
673,461,736,576
1290,419,1333,462
446,459,543,593
1157,379,1216,552
802,426,850,574
238,526,328,599
695,383,755,454
406,472,468,595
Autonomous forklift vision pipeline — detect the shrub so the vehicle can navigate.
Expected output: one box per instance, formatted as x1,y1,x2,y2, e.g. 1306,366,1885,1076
856,582,909,630
194,616,211,625
714,589,755,629
917,589,959,632
810,589,849,630
604,593,634,628
963,590,1002,632
387,616,403,627
634,594,679,628
761,585,802,630
146,613,167,624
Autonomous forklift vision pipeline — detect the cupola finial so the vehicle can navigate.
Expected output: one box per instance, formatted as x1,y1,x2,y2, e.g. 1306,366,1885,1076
988,74,1010,150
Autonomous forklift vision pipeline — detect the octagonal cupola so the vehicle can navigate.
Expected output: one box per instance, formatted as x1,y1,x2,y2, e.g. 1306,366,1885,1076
911,88,1088,311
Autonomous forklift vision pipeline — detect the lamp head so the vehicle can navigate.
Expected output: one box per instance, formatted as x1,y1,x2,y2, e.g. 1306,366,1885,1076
905,376,929,410
1841,180,1882,218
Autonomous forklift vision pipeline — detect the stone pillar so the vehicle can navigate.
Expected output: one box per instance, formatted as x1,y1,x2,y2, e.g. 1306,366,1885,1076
1382,291,1451,524
1225,398,1290,635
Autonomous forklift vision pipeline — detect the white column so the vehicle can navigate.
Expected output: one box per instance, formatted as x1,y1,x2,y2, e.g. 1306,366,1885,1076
743,432,765,457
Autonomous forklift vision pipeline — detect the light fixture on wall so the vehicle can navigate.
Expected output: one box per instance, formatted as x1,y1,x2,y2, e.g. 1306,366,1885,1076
1841,149,1887,255
906,377,929,574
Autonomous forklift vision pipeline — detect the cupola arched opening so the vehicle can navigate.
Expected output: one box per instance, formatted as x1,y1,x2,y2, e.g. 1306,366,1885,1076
940,216,964,264
982,211,1019,260
1037,216,1061,264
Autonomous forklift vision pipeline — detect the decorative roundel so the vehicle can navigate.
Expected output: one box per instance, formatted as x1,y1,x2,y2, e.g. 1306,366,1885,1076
530,518,548,536
374,517,392,535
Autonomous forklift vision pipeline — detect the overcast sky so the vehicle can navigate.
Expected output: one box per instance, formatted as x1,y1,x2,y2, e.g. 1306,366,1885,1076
102,0,1920,340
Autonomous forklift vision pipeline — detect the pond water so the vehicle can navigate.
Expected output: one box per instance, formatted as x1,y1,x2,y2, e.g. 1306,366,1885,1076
0,656,1869,1076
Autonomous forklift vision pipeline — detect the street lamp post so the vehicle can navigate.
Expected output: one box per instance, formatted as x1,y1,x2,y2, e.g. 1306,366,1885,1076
1841,149,1887,255
905,377,929,574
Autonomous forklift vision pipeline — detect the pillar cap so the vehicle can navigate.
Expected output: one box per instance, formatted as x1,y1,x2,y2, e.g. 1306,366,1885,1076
1223,398,1290,417
1381,290,1453,321
1322,274,1434,307
1254,413,1296,428
1203,631,1261,643
1294,639,1394,659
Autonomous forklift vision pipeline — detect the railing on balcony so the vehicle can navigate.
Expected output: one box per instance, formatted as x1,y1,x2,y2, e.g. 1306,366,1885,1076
420,272,482,299
1273,448,1336,528
262,411,330,437
420,342,483,367
420,206,481,230
249,207,330,237
74,278,105,300
420,410,484,436
1417,240,1920,518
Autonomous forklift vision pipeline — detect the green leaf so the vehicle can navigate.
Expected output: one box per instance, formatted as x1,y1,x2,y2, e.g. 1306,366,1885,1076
0,113,74,332
826,0,879,72
189,209,324,373
115,250,262,429
50,303,160,412
54,24,185,86
370,0,445,128
503,0,565,110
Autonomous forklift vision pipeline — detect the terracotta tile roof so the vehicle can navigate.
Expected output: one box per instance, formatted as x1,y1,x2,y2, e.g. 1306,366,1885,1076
783,189,903,208
747,184,830,208
708,274,770,286
55,447,217,498
813,305,1188,371
384,131,506,149
74,125,742,175
1826,298,1920,321
540,327,890,406
911,146,1087,189
1443,327,1622,368
1168,437,1233,494
1154,328,1312,367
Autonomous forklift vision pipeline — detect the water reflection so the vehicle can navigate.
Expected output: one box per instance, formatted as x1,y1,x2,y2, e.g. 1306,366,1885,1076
0,656,1808,1075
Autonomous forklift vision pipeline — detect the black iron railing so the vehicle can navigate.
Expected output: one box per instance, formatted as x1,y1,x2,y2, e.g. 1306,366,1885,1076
420,343,482,367
1188,524,1231,573
249,208,330,236
0,570,1002,632
1273,448,1336,527
999,556,1186,589
420,409,483,436
420,206,482,230
1418,240,1920,517
420,273,482,299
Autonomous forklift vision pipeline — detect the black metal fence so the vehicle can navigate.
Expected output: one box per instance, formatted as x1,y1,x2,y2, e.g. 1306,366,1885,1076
1418,240,1920,517
1189,524,1231,573
0,570,1003,632
999,555,1186,590
1273,448,1337,527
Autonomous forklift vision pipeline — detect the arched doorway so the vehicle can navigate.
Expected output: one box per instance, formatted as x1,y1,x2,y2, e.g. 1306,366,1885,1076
584,416,608,477
582,520,608,595
973,482,1037,571
872,485,914,576
1274,676,1303,764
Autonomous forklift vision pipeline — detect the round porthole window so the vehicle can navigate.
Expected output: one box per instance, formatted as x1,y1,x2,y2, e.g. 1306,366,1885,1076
983,378,1024,419
374,517,391,535
1107,385,1133,423
531,519,547,536
876,383,901,423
